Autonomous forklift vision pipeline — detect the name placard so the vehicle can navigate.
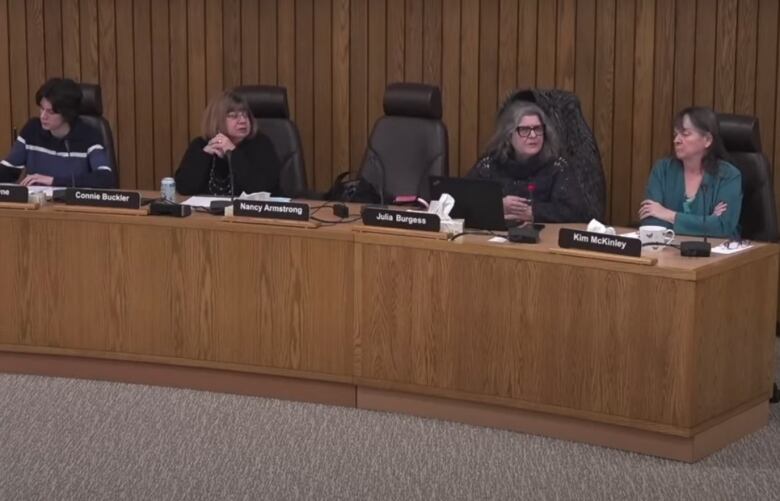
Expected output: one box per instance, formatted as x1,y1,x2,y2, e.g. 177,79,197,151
65,188,141,209
558,228,641,257
362,207,440,232
232,200,310,221
0,185,28,203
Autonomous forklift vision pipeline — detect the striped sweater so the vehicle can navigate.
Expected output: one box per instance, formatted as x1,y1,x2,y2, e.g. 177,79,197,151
0,117,116,188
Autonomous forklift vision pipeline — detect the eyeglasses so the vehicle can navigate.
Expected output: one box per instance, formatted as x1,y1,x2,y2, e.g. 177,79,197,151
516,125,545,138
226,111,250,120
724,239,750,250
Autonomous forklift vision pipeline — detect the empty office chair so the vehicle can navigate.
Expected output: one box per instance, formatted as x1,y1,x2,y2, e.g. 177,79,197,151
233,85,307,197
358,83,448,202
78,83,118,185
506,89,606,221
718,113,779,242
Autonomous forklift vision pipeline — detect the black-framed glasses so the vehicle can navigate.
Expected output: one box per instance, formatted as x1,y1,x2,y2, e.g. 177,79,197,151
516,125,545,138
724,238,750,250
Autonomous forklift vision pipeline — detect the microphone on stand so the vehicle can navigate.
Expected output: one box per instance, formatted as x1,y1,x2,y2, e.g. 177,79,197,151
209,149,236,214
680,181,712,257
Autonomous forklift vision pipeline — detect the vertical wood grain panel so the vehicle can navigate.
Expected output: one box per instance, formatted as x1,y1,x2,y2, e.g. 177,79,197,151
26,0,45,115
97,0,117,150
80,0,100,83
349,0,368,171
756,0,778,162
536,0,556,88
404,0,423,82
43,0,63,77
61,0,81,80
277,0,294,113
555,0,576,92
258,0,277,84
7,0,28,130
367,0,387,128
497,0,518,101
188,0,207,137
575,0,596,125
0,0,11,152
734,0,757,115
333,0,350,174
631,0,655,220
152,0,173,179
694,0,717,107
423,0,443,87
459,0,479,175
673,0,695,113
116,0,136,188
594,0,615,217
714,0,737,112
134,0,154,188
652,0,675,163
517,0,537,89
478,0,499,152
441,0,460,173
205,0,224,99
313,0,333,191
295,0,314,187
611,0,635,225
240,0,258,84
386,0,404,83
169,0,189,168
223,0,242,88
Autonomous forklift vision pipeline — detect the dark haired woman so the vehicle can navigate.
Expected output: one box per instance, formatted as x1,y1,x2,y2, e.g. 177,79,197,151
0,78,116,188
466,101,591,223
174,90,281,196
639,106,742,237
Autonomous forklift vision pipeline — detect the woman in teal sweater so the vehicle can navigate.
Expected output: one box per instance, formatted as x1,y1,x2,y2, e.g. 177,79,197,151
639,106,742,238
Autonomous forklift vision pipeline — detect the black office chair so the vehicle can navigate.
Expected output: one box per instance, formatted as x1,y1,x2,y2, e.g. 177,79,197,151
78,83,118,186
718,113,779,242
233,85,307,197
358,83,448,201
506,88,606,221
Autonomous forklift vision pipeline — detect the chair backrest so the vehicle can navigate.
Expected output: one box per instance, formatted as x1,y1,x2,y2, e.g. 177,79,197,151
358,83,448,201
233,85,307,197
78,83,118,184
718,113,779,242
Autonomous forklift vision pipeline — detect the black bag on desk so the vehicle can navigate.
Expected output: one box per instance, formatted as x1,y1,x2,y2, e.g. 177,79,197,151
323,171,381,204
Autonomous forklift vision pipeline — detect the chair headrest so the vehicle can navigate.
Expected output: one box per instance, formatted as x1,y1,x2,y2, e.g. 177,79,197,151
718,113,762,153
383,83,442,119
79,83,103,116
233,85,290,119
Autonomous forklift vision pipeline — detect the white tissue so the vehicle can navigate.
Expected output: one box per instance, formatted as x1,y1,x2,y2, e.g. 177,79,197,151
427,193,463,234
238,191,292,203
586,219,616,235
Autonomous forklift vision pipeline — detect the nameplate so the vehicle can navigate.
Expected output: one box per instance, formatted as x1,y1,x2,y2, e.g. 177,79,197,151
558,228,641,257
0,185,28,203
232,200,310,221
362,207,440,232
65,188,141,209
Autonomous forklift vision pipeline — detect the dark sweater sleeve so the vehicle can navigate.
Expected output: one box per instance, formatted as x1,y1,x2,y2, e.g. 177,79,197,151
174,138,213,195
533,159,593,223
231,134,282,195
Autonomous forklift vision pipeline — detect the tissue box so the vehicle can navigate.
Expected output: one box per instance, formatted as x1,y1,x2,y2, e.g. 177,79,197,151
440,218,464,235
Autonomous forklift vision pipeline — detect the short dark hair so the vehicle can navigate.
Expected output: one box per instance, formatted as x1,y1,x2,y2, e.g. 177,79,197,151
35,78,82,124
673,106,727,175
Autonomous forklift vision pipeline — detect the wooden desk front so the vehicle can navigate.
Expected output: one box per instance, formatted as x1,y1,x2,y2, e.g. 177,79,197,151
0,205,776,461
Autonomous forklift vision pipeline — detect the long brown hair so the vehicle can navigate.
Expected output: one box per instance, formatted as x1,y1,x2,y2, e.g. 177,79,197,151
673,106,727,175
200,90,257,140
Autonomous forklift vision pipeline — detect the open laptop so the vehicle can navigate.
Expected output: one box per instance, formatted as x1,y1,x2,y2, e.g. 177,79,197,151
429,176,506,230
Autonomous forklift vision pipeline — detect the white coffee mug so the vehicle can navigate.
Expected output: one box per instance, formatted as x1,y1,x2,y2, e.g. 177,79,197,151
638,225,675,251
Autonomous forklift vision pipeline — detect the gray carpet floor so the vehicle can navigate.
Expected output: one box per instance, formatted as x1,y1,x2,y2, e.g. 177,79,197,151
1,347,779,500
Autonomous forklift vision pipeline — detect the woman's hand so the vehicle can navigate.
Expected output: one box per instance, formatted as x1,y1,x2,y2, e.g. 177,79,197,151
712,201,727,217
503,196,533,222
638,199,676,223
204,133,236,158
20,174,54,186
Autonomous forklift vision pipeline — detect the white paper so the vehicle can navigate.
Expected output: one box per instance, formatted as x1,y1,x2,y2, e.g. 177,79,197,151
621,231,640,239
488,236,508,243
181,196,231,208
711,242,754,255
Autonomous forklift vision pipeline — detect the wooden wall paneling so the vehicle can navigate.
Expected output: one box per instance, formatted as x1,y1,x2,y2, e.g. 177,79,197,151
277,0,295,114
422,0,443,87
152,0,173,180
574,0,596,125
404,0,423,82
651,0,675,163
97,0,118,166
7,0,28,133
349,0,368,171
756,0,778,163
332,0,350,175
386,0,404,84
259,0,277,84
79,0,100,83
441,0,460,174
0,0,11,153
535,0,556,88
187,0,207,139
240,0,258,84
555,0,576,92
205,0,224,99
459,0,479,176
169,0,189,173
134,0,155,189
630,0,655,224
26,0,45,117
594,0,615,218
516,0,537,90
714,0,737,113
295,0,314,188
734,0,757,115
694,0,717,107
497,0,518,102
61,0,81,80
313,0,333,192
672,0,695,113
478,0,499,152
610,0,635,225
367,0,387,141
223,0,242,89
116,0,136,188
43,0,63,77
